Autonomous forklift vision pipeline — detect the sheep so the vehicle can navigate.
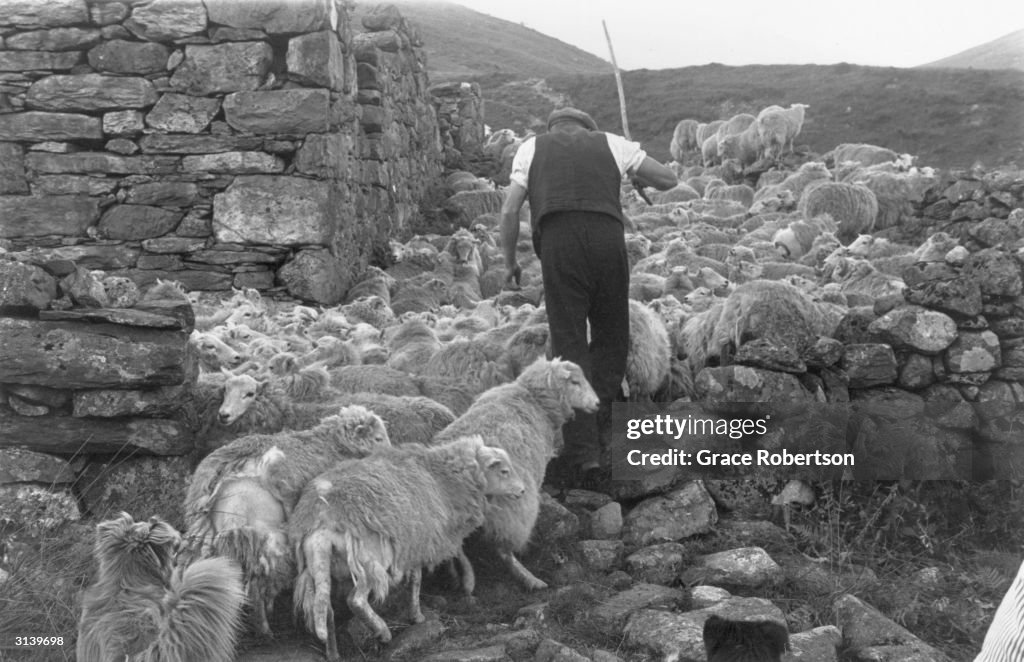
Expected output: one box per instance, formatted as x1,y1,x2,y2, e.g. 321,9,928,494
844,234,915,259
264,353,332,402
629,272,667,302
385,318,442,373
703,614,789,662
798,230,842,268
716,113,757,141
683,280,838,373
696,119,725,146
798,182,879,244
420,337,511,394
771,214,838,260
664,265,697,301
505,323,551,377
651,182,699,204
444,228,484,275
191,330,244,371
445,170,493,194
844,167,938,231
77,513,245,662
707,183,755,209
331,392,456,446
912,231,959,262
205,373,362,446
821,254,905,299
669,118,700,161
683,286,722,313
225,301,273,334
182,406,391,635
753,161,831,208
345,266,396,306
298,336,361,369
701,134,720,167
290,435,525,660
625,299,672,399
391,278,449,316
718,121,763,170
340,295,395,331
434,357,600,592
757,103,809,160
825,142,899,168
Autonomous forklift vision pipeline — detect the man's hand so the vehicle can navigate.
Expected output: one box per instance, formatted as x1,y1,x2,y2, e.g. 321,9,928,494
504,262,522,290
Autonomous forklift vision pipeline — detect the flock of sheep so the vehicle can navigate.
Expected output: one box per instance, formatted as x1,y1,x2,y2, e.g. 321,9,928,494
81,99,977,660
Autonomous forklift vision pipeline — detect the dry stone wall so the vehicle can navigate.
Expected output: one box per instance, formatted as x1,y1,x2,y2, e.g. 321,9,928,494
0,0,446,306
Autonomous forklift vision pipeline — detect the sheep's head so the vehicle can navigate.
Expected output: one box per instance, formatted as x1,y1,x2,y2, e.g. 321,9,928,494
191,331,243,367
698,267,730,296
330,405,390,454
267,352,298,377
523,357,599,419
218,373,266,425
469,437,525,498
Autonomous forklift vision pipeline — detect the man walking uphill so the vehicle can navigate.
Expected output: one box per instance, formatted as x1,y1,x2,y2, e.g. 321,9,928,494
500,107,677,488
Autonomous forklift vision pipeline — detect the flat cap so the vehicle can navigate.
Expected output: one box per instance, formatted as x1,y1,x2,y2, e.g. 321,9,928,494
547,107,598,131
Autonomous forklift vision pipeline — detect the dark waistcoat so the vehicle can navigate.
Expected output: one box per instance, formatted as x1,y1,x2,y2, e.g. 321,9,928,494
527,130,627,235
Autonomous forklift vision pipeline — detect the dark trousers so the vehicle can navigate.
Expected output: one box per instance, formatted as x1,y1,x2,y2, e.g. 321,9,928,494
539,211,630,467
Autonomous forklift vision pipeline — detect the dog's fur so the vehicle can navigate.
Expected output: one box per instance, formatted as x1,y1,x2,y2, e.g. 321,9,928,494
77,512,245,662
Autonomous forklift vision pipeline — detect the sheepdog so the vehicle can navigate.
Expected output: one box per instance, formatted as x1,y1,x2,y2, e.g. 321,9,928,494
76,512,245,662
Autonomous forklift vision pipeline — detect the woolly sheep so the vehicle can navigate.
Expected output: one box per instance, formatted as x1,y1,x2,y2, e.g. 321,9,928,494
504,323,551,377
264,353,332,402
717,122,762,170
332,392,455,446
651,182,699,204
844,168,937,231
298,336,361,369
821,254,905,299
290,435,524,659
771,214,838,260
706,183,755,209
412,374,476,416
434,357,600,592
391,278,449,316
669,118,700,162
191,330,244,371
757,103,809,160
420,337,511,394
629,272,667,302
625,300,672,399
340,295,395,331
826,142,899,168
345,266,396,305
696,119,725,146
204,373,361,447
912,231,959,262
182,405,390,635
385,318,442,373
445,170,492,194
683,280,838,373
701,134,720,167
798,182,879,244
716,113,757,141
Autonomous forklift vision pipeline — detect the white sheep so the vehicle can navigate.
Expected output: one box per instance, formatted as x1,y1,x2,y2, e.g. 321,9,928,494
826,142,899,168
757,103,809,160
434,357,600,593
683,280,839,373
191,330,244,371
332,392,456,446
625,299,672,400
182,405,391,635
771,214,838,260
290,435,525,660
716,113,757,141
798,181,879,244
695,119,725,146
669,118,701,161
385,318,442,373
717,121,763,170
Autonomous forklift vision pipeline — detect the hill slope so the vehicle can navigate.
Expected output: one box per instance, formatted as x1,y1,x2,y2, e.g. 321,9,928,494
475,64,1024,169
353,1,610,81
919,28,1024,71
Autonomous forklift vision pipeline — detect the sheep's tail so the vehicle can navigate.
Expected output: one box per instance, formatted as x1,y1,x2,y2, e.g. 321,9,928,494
148,557,245,662
213,525,293,599
344,529,393,605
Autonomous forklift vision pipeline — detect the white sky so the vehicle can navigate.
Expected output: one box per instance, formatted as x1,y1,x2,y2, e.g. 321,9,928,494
413,0,1024,70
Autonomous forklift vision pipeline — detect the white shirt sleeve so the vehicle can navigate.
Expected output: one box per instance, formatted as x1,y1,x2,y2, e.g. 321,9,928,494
604,133,647,177
509,137,537,189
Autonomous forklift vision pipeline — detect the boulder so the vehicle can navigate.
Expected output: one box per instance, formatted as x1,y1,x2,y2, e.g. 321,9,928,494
622,480,718,547
26,74,157,112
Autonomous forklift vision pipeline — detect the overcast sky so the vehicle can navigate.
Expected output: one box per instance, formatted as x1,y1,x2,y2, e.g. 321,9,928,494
426,0,1024,70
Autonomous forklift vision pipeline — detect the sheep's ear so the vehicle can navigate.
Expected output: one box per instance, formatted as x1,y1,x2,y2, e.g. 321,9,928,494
355,423,368,435
220,366,232,377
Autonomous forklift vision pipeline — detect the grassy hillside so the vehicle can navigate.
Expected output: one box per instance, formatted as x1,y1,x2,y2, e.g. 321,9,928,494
920,28,1024,71
352,1,610,81
475,64,1024,169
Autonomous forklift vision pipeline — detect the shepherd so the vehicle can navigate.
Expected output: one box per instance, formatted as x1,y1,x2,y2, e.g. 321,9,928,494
500,100,676,488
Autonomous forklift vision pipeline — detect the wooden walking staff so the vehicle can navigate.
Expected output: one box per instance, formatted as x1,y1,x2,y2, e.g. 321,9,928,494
602,19,653,205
